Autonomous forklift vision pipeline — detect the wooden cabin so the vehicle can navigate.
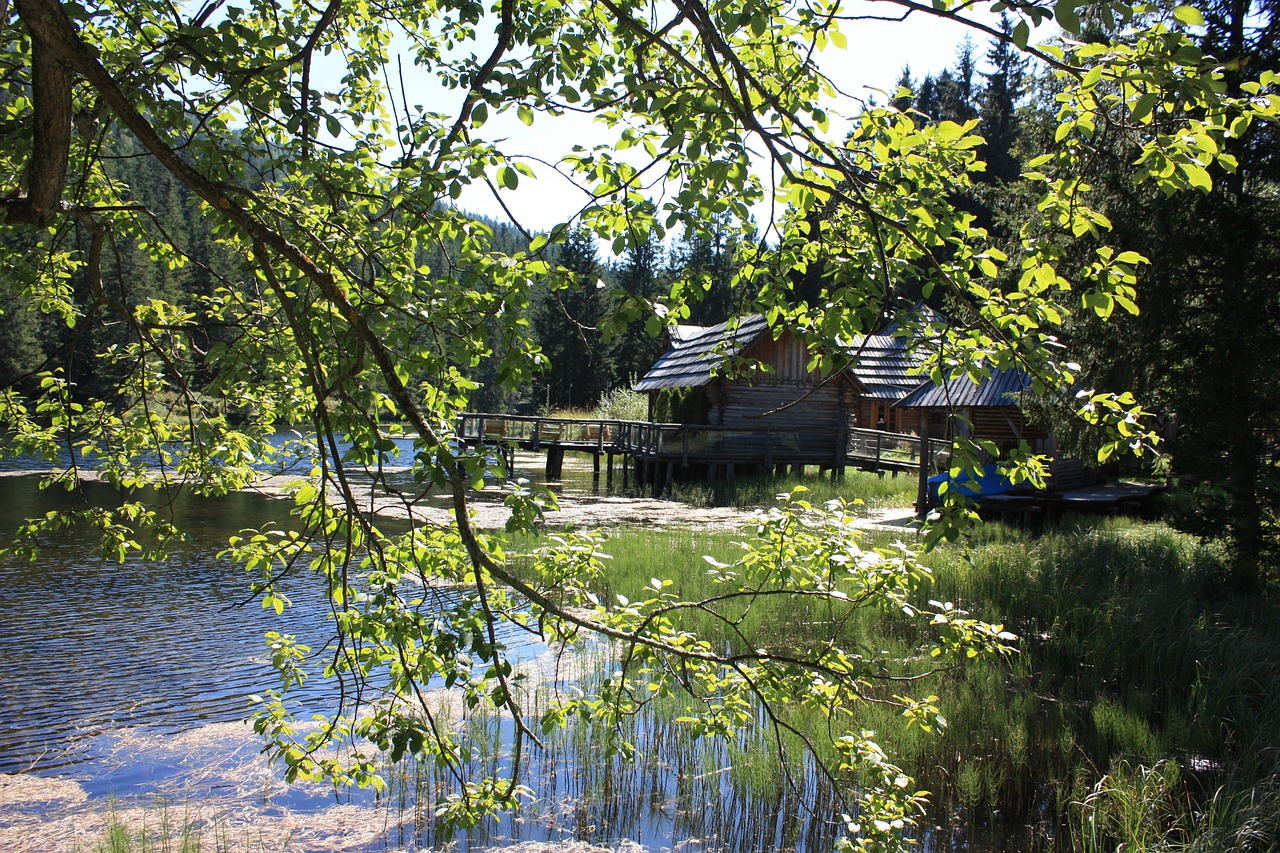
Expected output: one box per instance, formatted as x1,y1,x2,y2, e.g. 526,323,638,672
893,366,1054,455
634,315,857,464
636,313,937,425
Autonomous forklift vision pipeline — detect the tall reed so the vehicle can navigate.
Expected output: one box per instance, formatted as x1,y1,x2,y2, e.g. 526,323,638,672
576,516,1280,851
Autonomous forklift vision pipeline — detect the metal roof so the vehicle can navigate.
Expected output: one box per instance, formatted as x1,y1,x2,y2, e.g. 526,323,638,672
895,367,1033,409
634,315,771,391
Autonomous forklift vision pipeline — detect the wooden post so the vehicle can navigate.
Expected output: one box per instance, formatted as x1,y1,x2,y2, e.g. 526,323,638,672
664,461,674,499
836,417,848,480
545,446,564,481
916,415,930,519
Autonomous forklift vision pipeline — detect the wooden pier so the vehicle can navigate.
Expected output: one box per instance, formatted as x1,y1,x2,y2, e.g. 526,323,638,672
457,414,949,497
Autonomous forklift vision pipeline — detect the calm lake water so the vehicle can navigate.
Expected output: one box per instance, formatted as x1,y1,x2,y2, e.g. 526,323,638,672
0,428,622,785
0,477,535,786
2,452,799,851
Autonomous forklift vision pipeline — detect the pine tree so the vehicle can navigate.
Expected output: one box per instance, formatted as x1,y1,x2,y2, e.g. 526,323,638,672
606,233,667,390
1044,0,1280,586
914,74,939,123
533,228,609,410
979,14,1028,184
672,213,744,326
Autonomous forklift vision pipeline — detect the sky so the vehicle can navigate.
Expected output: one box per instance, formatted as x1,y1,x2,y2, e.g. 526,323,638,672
446,6,1014,236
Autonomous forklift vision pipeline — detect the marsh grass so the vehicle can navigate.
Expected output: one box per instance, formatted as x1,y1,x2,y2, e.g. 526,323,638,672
672,467,918,512
908,517,1280,850
82,801,228,853
84,516,1280,853
369,638,849,852
556,516,1280,851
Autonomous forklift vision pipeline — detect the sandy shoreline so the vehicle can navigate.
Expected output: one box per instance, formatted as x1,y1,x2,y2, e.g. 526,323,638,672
2,452,920,534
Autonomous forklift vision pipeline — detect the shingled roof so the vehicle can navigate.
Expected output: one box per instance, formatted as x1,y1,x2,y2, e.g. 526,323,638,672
635,310,941,396
846,331,926,400
895,366,1033,409
634,315,771,391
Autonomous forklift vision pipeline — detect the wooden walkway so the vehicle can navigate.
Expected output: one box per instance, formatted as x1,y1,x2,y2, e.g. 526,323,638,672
456,414,948,494
457,414,1159,520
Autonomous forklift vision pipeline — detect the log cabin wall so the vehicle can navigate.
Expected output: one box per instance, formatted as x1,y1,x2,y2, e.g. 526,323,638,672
915,406,1054,454
704,381,848,459
709,381,848,430
744,329,816,382
855,398,907,432
971,407,1031,443
695,330,851,458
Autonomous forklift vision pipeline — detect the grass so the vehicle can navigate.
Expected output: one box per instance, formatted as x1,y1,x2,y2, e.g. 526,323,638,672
75,798,301,853
904,517,1280,850
531,513,1280,852
671,466,919,513
81,801,219,853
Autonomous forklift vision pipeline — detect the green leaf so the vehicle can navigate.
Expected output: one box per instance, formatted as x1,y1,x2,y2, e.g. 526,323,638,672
1182,162,1213,192
1012,20,1030,48
1054,0,1081,34
1173,5,1206,26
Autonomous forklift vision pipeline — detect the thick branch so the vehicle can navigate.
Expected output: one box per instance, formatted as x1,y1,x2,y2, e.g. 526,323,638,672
7,0,73,224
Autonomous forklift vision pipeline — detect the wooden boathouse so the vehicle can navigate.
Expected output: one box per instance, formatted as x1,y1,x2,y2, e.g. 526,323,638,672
457,312,952,496
456,334,1161,515
632,315,857,480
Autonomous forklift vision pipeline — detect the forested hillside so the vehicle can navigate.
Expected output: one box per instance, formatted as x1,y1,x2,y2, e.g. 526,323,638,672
1,142,749,417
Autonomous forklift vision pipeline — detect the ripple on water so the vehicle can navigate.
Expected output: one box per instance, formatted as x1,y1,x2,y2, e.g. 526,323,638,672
0,476,542,784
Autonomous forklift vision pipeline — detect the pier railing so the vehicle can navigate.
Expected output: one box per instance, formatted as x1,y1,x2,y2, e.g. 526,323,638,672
461,414,848,468
611,421,846,467
457,413,624,452
847,427,951,472
459,414,956,473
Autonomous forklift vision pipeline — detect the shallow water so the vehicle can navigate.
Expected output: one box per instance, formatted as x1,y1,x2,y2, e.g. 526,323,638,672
0,476,540,787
